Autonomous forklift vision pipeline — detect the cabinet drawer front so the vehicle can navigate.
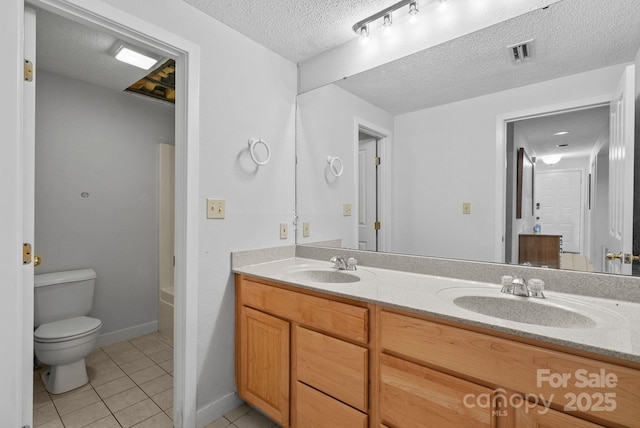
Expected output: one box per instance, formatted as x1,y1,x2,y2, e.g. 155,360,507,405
296,382,367,428
380,353,495,428
296,326,368,411
239,277,368,343
381,310,640,428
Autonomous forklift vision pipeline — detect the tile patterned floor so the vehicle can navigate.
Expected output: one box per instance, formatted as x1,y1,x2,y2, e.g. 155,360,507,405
202,403,280,428
33,332,278,428
34,332,174,428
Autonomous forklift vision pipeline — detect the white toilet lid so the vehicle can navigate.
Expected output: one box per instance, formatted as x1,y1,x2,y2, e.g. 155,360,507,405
35,316,101,342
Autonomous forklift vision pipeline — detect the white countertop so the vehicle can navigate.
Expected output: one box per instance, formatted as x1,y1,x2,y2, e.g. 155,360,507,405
234,257,640,363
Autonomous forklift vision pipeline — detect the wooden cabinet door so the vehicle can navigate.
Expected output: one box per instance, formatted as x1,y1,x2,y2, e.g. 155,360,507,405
514,401,604,428
239,306,290,427
380,354,496,428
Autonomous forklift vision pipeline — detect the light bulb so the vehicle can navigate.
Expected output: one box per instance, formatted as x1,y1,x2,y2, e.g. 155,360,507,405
409,1,419,24
359,24,369,38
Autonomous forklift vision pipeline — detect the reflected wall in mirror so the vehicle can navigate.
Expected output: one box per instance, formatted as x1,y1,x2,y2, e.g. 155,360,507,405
296,0,640,275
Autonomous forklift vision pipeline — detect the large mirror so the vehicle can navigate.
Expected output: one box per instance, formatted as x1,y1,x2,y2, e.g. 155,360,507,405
295,0,640,275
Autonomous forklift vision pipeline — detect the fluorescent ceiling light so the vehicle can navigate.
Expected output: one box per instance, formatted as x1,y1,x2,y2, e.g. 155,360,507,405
115,44,159,70
554,131,570,136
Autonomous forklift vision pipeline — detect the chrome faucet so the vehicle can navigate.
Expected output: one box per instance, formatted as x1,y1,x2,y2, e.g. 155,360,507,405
330,256,357,271
511,277,530,297
501,277,545,299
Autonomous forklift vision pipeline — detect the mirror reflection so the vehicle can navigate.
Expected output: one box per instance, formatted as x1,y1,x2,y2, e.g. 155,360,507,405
295,0,640,275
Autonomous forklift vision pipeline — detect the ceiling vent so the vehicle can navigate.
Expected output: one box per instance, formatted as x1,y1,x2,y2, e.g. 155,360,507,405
508,40,534,63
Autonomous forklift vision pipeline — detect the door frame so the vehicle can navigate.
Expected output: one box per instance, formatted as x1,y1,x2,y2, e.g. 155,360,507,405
21,1,201,427
495,95,611,265
354,118,392,252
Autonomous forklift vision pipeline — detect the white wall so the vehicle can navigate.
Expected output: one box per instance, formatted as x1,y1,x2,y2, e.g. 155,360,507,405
0,0,297,426
35,70,175,339
97,0,297,421
392,63,628,262
297,84,394,248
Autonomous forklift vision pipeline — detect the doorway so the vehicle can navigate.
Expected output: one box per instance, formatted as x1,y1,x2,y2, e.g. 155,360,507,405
504,105,610,270
358,132,379,251
22,2,200,427
355,120,391,253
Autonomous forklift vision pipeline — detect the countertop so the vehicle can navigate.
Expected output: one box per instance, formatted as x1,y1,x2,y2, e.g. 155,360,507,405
233,257,640,364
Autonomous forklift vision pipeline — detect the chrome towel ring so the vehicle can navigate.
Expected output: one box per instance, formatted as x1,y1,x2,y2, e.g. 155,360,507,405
248,138,271,166
327,156,344,177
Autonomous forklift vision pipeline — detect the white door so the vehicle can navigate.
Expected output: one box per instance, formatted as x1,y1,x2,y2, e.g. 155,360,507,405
22,6,37,426
605,65,635,275
358,138,377,250
535,170,582,253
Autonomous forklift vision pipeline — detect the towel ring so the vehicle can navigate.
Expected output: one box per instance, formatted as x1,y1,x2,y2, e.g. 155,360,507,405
248,138,271,166
327,156,344,177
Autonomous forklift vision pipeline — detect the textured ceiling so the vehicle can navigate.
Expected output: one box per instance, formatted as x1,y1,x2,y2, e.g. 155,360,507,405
36,0,640,115
181,0,423,63
35,8,163,92
335,0,640,114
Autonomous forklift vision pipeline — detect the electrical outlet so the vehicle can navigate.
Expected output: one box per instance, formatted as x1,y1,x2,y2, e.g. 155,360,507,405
343,203,352,216
207,199,225,219
462,202,471,215
302,222,310,237
280,223,288,239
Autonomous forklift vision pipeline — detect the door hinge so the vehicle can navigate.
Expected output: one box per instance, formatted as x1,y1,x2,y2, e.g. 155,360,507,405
374,156,381,166
23,243,32,265
374,221,381,231
24,59,33,82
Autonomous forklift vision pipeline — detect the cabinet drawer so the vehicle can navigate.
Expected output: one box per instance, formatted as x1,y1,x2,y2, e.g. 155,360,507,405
380,353,495,428
380,310,640,427
238,277,368,343
296,326,368,411
295,382,367,428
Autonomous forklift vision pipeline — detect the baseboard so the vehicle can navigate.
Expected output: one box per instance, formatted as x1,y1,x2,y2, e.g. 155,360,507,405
96,321,158,348
196,392,244,428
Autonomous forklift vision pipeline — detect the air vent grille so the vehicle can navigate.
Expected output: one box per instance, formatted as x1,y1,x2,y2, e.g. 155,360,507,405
508,40,534,63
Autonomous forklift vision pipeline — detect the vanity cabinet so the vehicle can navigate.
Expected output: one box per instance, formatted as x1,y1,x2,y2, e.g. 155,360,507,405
236,274,640,428
235,275,370,427
378,309,640,428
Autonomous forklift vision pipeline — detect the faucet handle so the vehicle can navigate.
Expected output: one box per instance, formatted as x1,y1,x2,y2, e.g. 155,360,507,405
347,257,358,271
528,279,545,298
500,275,513,294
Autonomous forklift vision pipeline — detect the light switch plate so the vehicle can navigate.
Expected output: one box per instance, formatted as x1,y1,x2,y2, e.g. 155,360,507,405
302,222,310,237
207,199,225,219
462,202,471,215
343,203,352,216
280,223,288,239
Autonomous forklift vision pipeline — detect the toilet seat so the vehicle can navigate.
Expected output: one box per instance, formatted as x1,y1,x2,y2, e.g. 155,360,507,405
35,316,101,343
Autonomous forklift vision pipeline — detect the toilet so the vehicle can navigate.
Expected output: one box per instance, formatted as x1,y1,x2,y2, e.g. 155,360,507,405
34,269,102,394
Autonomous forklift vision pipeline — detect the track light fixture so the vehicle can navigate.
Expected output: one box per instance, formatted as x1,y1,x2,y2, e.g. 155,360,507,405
353,0,420,37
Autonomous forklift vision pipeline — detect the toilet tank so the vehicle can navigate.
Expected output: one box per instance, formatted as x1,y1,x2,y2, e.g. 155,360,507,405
34,269,97,327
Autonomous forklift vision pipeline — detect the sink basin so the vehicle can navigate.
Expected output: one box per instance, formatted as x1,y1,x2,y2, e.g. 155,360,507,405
288,269,360,283
437,287,599,329
452,295,597,329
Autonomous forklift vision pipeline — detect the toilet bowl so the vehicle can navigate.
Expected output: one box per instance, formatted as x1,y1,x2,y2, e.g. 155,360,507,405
34,316,101,394
34,269,101,394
